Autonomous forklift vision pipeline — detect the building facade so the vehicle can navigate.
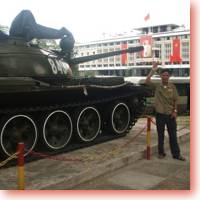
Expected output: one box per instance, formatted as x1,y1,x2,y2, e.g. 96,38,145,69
74,24,190,80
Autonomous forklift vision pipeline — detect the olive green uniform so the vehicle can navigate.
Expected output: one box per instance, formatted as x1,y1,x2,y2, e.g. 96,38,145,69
147,82,181,158
148,82,179,114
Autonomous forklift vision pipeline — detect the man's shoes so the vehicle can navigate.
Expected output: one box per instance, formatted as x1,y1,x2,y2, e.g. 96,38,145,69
173,155,186,161
158,153,166,159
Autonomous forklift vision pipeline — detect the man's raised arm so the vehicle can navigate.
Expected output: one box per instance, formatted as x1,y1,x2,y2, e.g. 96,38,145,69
145,62,158,84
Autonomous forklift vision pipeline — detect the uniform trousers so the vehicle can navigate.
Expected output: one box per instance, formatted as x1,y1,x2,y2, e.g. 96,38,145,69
156,113,180,158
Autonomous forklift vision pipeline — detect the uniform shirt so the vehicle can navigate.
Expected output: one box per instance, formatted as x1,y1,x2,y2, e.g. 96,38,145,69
147,82,179,115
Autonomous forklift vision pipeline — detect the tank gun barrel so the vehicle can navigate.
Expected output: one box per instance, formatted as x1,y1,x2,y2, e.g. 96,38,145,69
69,46,144,65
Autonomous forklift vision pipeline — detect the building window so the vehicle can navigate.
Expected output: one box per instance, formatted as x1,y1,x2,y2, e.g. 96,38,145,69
103,49,108,53
97,49,102,54
143,28,148,34
128,55,134,61
155,38,161,41
181,41,190,59
160,26,167,32
115,56,120,62
153,27,158,33
164,43,171,59
109,57,114,62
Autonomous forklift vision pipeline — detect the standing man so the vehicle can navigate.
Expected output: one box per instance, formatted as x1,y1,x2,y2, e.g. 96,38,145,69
145,62,185,161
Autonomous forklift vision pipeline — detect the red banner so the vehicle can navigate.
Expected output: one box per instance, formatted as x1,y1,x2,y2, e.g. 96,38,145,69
170,38,182,63
121,43,128,65
140,36,152,58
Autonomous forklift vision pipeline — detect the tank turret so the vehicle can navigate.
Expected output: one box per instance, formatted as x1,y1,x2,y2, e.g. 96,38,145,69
0,10,150,162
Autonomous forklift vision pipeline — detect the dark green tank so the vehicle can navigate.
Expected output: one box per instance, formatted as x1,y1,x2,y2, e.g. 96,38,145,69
0,10,150,160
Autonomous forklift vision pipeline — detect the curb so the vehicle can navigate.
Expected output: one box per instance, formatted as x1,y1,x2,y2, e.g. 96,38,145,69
40,132,189,189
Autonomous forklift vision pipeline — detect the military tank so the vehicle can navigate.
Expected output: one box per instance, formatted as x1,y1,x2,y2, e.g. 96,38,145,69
0,10,150,160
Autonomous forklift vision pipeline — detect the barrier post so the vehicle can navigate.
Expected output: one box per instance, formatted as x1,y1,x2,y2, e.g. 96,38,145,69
18,143,25,190
146,116,151,160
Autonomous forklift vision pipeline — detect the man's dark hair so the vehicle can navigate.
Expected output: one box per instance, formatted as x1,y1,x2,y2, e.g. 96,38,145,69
160,68,172,75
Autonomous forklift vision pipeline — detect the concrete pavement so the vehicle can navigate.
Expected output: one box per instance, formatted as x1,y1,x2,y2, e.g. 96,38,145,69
71,140,190,190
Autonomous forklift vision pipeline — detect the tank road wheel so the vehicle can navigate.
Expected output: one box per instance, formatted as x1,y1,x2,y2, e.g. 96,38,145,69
43,110,73,150
76,107,101,142
0,115,37,158
110,102,130,134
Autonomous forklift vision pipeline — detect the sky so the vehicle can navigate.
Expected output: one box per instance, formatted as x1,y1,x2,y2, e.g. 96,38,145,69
0,0,190,43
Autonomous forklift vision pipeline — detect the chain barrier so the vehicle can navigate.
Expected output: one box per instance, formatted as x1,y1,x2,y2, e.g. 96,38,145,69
0,152,19,168
80,123,148,162
149,117,189,132
22,122,147,164
177,126,189,132
150,118,156,126
122,125,147,148
28,150,83,162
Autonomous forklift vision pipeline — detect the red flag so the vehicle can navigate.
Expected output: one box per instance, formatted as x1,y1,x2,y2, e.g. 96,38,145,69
144,13,150,21
121,43,128,64
170,38,182,63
